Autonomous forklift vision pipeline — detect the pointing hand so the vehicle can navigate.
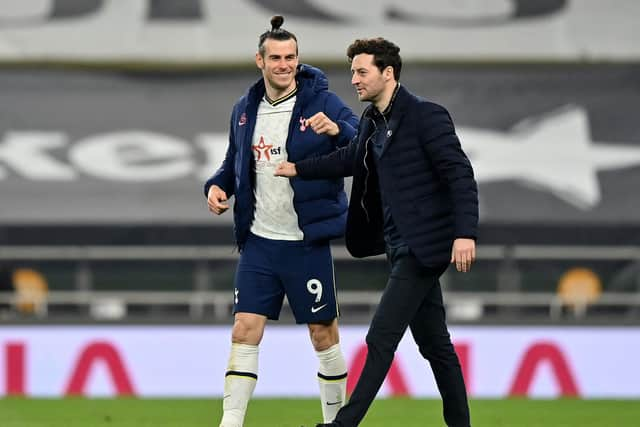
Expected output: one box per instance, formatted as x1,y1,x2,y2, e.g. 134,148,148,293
274,161,298,177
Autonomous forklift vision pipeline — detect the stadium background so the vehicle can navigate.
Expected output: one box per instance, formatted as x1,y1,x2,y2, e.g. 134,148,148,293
1,0,639,417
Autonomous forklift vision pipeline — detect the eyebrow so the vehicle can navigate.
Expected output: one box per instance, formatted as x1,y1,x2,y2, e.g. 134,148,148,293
269,53,297,58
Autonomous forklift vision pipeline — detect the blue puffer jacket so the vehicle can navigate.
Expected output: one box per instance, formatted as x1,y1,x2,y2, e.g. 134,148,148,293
204,64,359,249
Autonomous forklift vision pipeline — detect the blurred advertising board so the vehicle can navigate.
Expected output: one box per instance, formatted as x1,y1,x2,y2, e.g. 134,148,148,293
1,325,638,398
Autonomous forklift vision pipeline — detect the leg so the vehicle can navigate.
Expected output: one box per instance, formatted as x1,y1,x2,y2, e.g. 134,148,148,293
409,274,470,427
308,319,347,422
334,248,432,427
280,241,345,423
221,234,285,427
220,312,267,427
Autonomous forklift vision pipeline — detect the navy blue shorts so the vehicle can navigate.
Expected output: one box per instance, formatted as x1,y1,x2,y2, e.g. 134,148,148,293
233,233,339,324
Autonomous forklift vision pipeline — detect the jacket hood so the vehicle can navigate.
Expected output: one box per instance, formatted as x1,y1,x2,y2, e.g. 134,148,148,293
296,63,329,93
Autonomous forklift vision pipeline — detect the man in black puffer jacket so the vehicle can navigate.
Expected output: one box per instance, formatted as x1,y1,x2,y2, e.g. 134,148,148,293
276,38,478,427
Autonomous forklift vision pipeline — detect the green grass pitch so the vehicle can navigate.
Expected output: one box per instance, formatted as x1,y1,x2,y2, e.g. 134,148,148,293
1,398,638,426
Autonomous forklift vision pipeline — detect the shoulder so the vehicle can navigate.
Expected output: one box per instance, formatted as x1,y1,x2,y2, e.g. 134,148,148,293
297,64,328,87
412,99,453,126
396,86,447,113
322,90,349,108
234,94,248,110
232,85,258,115
234,78,263,111
299,83,349,117
416,98,448,115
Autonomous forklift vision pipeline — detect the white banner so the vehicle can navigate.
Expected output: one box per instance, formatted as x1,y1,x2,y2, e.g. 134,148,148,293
0,0,639,62
1,325,638,398
4,107,640,215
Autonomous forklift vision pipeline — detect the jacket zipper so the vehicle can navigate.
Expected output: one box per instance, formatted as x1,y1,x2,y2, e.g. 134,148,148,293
286,100,305,238
360,119,377,223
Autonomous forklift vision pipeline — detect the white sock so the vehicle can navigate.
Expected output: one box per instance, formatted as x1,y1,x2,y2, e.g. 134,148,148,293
316,343,348,423
219,343,259,427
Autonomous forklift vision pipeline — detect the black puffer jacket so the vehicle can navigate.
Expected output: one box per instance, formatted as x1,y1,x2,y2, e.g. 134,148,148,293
296,85,478,267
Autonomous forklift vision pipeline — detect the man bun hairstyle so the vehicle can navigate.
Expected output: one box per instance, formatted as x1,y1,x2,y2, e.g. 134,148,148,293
347,37,402,81
258,15,298,56
271,15,284,30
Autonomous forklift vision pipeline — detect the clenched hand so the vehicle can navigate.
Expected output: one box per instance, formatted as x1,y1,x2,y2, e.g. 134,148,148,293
305,112,340,136
207,185,229,215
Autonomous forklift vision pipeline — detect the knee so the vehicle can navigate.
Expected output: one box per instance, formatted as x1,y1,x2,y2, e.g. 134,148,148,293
365,332,399,361
309,321,338,351
418,334,455,360
231,316,264,345
365,326,402,353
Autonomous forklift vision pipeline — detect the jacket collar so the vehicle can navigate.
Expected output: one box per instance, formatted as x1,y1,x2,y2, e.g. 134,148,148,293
362,84,410,157
380,83,401,117
381,85,410,156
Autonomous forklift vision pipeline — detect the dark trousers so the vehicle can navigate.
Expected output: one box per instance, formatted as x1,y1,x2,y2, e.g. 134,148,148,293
334,247,470,427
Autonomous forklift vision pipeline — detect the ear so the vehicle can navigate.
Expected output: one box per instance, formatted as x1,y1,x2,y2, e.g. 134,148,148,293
255,52,264,70
384,66,393,82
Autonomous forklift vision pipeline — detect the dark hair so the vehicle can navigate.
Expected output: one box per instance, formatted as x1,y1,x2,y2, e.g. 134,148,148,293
258,15,298,57
347,38,402,81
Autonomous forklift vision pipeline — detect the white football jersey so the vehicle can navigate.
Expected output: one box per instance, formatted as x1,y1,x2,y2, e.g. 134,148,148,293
250,94,304,240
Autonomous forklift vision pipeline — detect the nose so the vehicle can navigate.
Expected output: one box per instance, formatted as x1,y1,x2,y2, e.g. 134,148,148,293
351,74,359,85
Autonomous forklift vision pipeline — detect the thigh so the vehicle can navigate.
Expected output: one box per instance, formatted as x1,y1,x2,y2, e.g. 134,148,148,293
279,243,338,324
234,236,285,320
367,252,432,345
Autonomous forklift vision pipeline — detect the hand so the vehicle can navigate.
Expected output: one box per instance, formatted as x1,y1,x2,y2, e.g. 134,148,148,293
207,185,229,215
305,112,340,136
274,161,298,177
450,238,476,272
